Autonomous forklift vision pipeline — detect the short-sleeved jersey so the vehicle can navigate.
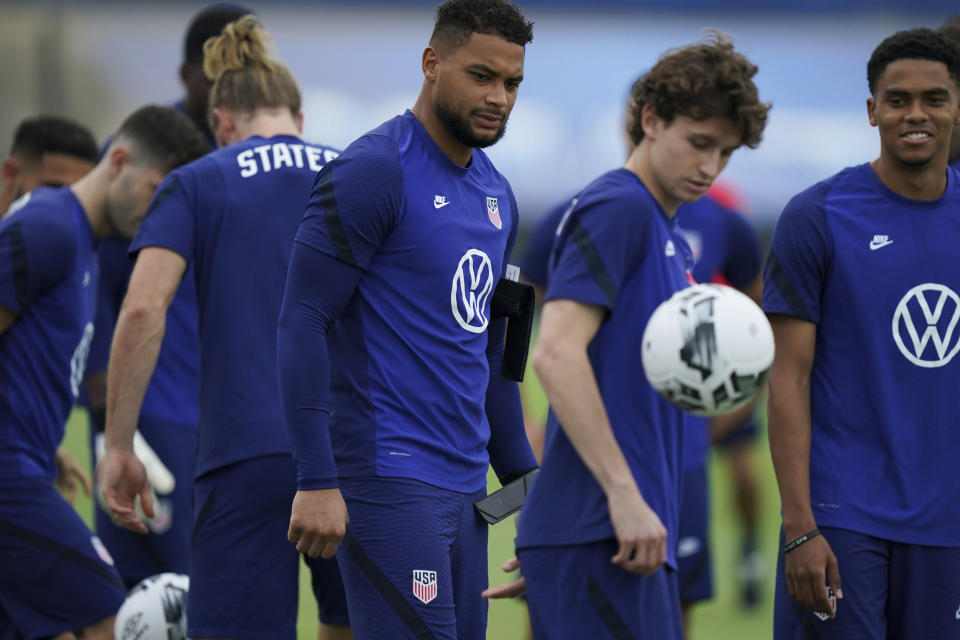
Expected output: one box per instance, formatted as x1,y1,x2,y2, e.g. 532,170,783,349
676,196,762,470
516,169,692,568
763,163,960,546
131,135,340,477
88,238,199,428
0,188,98,484
520,199,569,288
295,111,518,493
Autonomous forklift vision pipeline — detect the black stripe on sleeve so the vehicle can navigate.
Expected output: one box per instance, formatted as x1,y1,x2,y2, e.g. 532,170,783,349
586,573,635,640
0,517,124,591
765,251,812,321
143,175,180,221
570,218,618,308
191,487,216,545
317,167,358,268
341,530,436,640
9,224,28,312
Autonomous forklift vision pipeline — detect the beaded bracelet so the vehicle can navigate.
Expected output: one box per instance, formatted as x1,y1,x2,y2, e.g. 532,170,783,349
783,528,821,554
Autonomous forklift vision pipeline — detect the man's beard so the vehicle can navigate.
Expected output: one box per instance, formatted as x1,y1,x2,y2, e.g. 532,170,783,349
434,99,507,150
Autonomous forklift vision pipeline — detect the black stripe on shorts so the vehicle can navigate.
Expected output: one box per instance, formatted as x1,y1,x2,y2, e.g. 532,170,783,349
587,572,635,640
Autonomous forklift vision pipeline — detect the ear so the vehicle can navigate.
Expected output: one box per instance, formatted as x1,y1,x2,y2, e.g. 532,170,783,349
867,97,878,127
108,146,131,179
212,107,235,145
422,46,440,83
640,103,662,141
179,61,191,87
1,157,21,183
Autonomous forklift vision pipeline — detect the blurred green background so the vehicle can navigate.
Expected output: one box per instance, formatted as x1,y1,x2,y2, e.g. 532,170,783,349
63,406,779,640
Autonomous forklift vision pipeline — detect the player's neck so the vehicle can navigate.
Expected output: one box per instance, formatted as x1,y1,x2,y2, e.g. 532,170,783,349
410,97,473,168
625,143,679,217
870,154,949,201
233,109,301,145
70,164,111,236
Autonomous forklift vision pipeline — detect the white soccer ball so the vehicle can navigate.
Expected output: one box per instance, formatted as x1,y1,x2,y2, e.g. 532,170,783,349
114,573,189,640
641,283,774,416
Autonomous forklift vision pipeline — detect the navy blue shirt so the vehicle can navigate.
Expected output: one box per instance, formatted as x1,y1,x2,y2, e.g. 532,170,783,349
0,188,98,484
292,111,520,493
763,163,960,546
131,135,339,477
516,169,692,569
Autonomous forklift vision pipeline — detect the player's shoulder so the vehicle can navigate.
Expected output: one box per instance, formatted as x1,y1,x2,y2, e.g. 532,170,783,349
780,164,864,224
2,188,77,237
332,115,409,174
576,168,656,226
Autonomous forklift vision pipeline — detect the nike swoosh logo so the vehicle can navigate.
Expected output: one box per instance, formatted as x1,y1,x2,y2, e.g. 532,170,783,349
869,240,893,250
434,201,451,209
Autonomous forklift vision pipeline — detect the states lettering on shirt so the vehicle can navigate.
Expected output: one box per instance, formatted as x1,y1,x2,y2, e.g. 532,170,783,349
236,142,339,178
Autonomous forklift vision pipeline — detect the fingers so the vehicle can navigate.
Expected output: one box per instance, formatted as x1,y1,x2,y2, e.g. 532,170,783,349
138,483,155,519
76,467,93,496
103,490,148,534
501,556,521,573
482,576,526,599
611,536,667,575
827,554,844,602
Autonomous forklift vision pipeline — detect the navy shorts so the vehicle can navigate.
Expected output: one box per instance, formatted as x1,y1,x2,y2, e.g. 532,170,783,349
677,464,713,604
92,417,195,588
519,540,683,640
0,481,125,639
188,454,348,640
335,477,487,640
714,416,758,450
774,526,960,639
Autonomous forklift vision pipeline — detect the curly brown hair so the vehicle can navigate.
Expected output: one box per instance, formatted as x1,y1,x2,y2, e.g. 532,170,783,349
627,32,770,149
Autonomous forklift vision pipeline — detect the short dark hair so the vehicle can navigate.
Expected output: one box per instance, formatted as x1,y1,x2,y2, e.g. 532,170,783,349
183,3,253,63
430,0,533,49
115,106,208,173
867,28,960,95
9,116,98,165
628,32,770,149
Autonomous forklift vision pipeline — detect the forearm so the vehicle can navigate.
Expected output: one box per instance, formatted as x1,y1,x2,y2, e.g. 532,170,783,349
533,343,636,498
485,332,537,483
104,299,165,451
767,365,815,537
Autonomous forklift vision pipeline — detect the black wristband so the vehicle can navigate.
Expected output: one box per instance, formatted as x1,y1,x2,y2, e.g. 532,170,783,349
783,528,821,554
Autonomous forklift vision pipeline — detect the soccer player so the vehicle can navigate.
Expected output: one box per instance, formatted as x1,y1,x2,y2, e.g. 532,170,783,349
83,2,252,591
0,115,98,215
0,105,205,640
764,28,960,638
275,0,537,637
97,16,350,640
499,36,769,639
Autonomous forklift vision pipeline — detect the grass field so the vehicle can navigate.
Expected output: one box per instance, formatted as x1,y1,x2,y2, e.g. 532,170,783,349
63,408,780,639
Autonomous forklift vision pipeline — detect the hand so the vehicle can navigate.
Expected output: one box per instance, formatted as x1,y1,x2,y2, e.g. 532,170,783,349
482,555,526,599
783,531,843,618
288,489,349,559
97,447,153,534
606,486,667,575
54,446,91,504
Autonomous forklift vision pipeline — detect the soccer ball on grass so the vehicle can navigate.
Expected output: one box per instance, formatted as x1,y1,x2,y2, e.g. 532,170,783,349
114,572,188,640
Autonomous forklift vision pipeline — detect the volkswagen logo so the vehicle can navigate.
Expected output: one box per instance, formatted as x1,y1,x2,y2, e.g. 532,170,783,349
451,249,494,333
892,283,960,368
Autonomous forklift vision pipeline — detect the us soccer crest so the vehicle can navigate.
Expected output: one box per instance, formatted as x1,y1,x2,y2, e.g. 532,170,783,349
813,587,837,622
412,570,438,604
486,196,502,230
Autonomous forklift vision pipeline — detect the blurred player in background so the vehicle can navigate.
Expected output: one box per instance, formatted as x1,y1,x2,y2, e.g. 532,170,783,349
494,35,769,639
0,105,205,640
0,115,98,215
940,13,960,169
764,28,960,638
98,16,350,640
276,0,537,637
82,0,252,592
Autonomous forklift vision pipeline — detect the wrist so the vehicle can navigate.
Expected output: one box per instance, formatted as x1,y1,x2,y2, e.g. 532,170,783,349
782,514,818,540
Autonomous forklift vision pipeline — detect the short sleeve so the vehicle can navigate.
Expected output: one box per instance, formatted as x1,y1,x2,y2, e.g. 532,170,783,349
762,183,833,323
295,137,402,271
521,200,570,289
0,210,76,315
545,194,648,313
130,169,199,262
720,207,762,289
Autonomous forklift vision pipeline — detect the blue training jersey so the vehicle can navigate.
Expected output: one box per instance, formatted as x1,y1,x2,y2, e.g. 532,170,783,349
763,162,960,546
516,169,692,568
0,188,98,484
130,134,339,477
676,196,762,471
294,111,519,493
